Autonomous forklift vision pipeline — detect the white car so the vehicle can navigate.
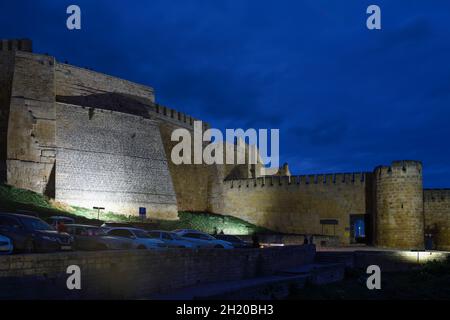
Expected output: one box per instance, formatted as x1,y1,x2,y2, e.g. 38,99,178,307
0,234,13,254
147,230,199,249
173,230,234,249
105,228,167,250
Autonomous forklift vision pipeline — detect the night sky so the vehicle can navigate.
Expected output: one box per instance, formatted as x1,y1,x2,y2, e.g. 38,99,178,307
2,0,450,188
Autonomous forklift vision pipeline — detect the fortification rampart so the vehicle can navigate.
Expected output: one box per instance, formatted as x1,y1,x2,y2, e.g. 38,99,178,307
6,50,56,195
424,189,450,250
2,40,450,250
223,172,368,188
153,103,210,130
55,63,155,102
374,161,424,249
209,172,369,244
55,103,178,219
0,39,32,52
0,51,16,181
1,45,205,218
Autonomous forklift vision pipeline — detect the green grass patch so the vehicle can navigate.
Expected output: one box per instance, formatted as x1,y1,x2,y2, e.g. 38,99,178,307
157,211,270,235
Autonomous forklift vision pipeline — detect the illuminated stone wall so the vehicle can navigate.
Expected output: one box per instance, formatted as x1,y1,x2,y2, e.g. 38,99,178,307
55,63,155,103
374,161,424,249
424,189,450,250
209,174,369,245
5,51,56,195
2,41,449,250
0,51,15,181
55,103,178,219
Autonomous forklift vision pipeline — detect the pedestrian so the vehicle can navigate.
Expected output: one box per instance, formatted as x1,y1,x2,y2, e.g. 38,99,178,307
252,233,260,248
303,235,309,245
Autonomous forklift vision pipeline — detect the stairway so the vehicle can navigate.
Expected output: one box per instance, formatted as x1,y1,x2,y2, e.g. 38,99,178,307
149,262,345,300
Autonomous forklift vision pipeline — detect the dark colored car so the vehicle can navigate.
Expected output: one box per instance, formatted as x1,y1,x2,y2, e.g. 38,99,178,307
48,216,75,228
0,213,73,253
101,222,135,229
66,224,133,251
214,235,252,248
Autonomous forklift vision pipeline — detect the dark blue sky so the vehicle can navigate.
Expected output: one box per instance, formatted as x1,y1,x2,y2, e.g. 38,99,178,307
2,0,450,188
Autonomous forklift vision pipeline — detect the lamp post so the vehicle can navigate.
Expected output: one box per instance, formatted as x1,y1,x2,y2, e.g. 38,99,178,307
93,206,105,220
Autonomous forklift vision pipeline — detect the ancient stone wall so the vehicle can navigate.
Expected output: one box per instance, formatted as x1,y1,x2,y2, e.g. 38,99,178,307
209,173,368,244
374,161,424,249
55,103,178,219
55,63,155,103
158,122,216,212
6,51,56,195
0,51,15,181
424,189,450,250
0,246,315,299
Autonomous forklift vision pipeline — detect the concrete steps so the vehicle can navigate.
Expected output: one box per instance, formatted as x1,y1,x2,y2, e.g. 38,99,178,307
315,252,355,268
149,262,345,300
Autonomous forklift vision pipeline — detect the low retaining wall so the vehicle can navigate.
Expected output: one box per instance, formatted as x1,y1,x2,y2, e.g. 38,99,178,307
316,250,450,272
0,245,315,299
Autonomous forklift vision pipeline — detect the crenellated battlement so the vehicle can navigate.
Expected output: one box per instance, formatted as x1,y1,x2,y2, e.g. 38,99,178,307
153,103,210,130
374,160,422,178
224,172,369,189
424,189,450,202
0,39,32,52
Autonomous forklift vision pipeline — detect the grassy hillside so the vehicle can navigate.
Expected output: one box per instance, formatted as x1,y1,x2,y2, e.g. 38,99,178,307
0,184,268,234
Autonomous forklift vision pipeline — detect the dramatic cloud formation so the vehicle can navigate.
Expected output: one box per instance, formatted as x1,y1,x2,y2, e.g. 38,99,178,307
2,0,450,187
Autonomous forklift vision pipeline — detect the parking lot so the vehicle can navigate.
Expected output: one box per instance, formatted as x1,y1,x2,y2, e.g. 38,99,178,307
0,212,258,255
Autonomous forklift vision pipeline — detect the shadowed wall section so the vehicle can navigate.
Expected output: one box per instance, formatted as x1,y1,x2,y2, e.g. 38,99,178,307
424,189,450,250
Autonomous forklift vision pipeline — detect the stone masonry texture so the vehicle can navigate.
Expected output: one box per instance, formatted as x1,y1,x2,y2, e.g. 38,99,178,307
0,245,315,299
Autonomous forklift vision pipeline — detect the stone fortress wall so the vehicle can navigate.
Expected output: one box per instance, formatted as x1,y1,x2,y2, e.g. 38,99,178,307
209,173,368,239
1,40,449,250
424,189,450,250
55,103,178,220
373,161,424,249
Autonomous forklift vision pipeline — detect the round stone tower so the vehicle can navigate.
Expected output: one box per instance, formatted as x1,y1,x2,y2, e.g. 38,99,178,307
374,160,424,249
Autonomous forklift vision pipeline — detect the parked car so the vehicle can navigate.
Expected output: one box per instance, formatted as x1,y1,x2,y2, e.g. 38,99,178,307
0,234,13,254
214,235,252,248
0,213,73,253
48,216,75,228
65,224,133,251
104,227,167,250
174,230,233,249
147,230,198,248
101,222,135,229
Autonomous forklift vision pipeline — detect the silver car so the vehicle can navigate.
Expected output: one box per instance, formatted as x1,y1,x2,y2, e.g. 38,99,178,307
105,227,168,250
147,230,198,249
66,224,133,251
173,230,234,249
